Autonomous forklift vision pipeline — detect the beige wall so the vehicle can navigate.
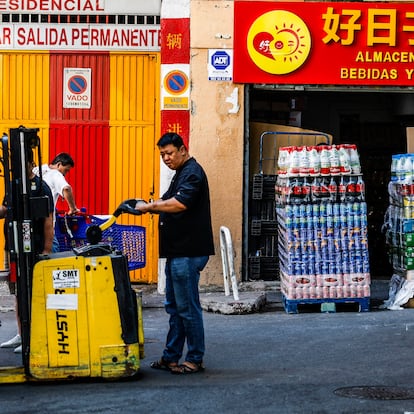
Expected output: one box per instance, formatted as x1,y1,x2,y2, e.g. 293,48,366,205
190,1,243,286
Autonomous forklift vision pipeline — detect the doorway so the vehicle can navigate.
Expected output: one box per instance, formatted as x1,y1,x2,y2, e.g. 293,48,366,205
248,87,409,280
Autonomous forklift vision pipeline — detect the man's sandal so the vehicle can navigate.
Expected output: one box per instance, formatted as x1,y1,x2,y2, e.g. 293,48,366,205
170,361,205,375
150,358,178,371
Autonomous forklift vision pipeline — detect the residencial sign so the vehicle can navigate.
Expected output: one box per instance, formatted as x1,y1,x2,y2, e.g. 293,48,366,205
0,0,160,14
63,68,91,109
234,1,414,86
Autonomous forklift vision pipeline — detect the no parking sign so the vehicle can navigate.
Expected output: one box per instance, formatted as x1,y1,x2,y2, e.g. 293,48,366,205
161,64,190,110
63,68,92,109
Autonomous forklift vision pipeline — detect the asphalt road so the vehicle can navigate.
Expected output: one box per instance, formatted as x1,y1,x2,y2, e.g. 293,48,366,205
1,304,414,413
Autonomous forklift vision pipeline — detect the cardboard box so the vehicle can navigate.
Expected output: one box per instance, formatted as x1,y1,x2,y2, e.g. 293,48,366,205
249,122,333,177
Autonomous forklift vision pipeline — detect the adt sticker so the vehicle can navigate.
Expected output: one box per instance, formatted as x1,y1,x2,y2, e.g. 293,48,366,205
211,50,231,70
208,49,233,81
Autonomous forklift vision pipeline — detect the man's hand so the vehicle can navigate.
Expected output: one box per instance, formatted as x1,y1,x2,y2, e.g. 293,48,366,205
68,207,80,216
135,198,187,214
0,205,7,219
135,200,151,214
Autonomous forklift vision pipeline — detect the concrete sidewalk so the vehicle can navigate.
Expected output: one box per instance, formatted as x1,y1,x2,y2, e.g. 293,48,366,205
138,279,391,314
1,278,391,315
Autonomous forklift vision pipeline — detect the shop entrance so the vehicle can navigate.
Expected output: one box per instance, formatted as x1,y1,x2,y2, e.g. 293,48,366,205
247,87,410,281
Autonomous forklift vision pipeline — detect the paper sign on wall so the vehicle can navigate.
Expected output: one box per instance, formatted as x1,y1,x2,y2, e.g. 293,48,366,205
63,68,92,109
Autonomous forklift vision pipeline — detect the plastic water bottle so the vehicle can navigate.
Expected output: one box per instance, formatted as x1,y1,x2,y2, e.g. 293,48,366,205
311,176,320,203
355,175,365,202
289,147,300,176
308,146,320,176
328,176,337,203
391,155,398,182
338,175,346,202
299,146,310,176
395,154,404,182
290,178,302,205
405,154,413,183
411,154,414,184
277,147,290,176
320,176,330,202
302,177,311,204
320,146,330,176
339,145,351,175
349,144,361,174
329,145,341,175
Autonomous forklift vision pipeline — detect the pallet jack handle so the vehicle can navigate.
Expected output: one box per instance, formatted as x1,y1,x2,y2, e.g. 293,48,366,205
86,199,147,244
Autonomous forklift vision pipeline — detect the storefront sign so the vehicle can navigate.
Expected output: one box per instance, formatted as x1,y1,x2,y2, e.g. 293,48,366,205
234,1,414,86
0,0,161,14
0,24,160,51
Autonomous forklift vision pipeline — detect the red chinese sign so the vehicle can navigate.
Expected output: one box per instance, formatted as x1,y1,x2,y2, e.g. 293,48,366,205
161,110,189,147
161,18,190,64
160,16,190,145
234,1,414,85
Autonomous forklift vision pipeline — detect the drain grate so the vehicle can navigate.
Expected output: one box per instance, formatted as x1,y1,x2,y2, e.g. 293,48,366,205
334,386,414,400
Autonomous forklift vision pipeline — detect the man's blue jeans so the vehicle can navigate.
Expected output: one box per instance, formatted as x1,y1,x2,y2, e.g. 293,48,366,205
52,235,60,253
163,256,209,364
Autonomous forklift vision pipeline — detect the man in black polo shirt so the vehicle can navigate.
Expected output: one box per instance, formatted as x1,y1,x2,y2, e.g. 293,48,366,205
136,132,214,374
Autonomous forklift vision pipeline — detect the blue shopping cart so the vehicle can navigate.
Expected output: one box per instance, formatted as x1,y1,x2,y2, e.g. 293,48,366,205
55,201,146,270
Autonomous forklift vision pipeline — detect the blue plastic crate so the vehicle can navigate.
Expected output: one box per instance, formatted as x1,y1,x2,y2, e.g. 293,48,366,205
55,214,146,270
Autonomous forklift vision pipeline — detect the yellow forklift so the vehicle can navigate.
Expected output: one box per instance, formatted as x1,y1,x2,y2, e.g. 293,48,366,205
0,127,144,383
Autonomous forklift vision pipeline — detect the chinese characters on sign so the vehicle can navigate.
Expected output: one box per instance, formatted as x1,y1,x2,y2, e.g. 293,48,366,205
234,1,414,85
160,17,190,145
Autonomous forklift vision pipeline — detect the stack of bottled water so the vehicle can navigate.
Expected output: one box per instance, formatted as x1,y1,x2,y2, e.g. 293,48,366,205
384,154,414,273
277,144,361,177
276,144,371,301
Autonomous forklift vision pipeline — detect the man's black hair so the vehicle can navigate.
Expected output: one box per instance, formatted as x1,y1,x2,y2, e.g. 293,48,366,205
157,133,186,150
50,152,75,167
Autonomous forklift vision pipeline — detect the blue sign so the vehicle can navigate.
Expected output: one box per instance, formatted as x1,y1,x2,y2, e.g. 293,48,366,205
211,51,230,70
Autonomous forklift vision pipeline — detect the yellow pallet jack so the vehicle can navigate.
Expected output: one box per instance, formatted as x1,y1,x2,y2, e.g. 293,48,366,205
0,127,144,383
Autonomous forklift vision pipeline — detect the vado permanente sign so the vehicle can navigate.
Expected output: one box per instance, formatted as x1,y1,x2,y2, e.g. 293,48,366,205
63,68,91,109
234,1,414,86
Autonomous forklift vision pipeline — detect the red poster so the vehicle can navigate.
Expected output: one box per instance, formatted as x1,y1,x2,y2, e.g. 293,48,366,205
161,18,190,64
234,1,414,85
161,110,190,148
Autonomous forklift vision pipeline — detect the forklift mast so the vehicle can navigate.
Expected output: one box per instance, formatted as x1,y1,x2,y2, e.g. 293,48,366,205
1,127,49,371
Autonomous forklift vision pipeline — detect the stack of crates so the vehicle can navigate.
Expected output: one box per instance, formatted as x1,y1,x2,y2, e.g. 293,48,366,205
248,174,279,280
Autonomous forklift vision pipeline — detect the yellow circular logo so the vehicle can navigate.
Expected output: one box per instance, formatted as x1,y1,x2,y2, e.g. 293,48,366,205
247,10,311,75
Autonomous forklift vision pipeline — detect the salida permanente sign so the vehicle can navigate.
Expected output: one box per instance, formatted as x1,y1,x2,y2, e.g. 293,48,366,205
0,25,160,50
234,1,414,86
0,0,161,51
